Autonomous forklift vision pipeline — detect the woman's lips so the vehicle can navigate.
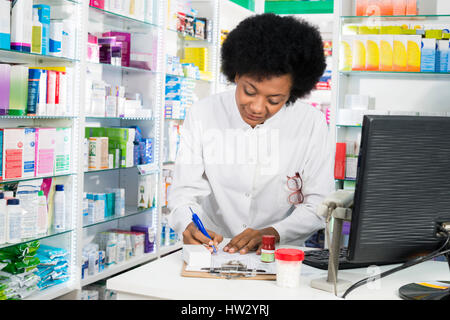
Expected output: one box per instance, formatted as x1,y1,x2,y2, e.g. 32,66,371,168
245,112,264,121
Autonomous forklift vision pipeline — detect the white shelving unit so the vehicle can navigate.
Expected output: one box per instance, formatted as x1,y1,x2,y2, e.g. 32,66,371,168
331,0,450,189
0,0,264,300
0,0,260,300
158,0,258,256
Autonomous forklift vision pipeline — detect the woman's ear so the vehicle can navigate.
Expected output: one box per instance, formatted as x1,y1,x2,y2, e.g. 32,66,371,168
234,74,240,83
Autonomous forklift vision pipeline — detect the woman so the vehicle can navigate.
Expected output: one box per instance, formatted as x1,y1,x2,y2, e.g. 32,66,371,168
167,13,334,254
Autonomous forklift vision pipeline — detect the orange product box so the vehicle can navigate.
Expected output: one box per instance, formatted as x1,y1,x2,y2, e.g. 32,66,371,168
406,0,417,15
392,0,406,15
356,0,368,16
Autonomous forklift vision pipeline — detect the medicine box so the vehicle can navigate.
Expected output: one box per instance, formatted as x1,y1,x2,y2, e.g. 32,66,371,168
182,244,211,268
54,127,71,175
0,64,10,115
131,225,155,253
35,129,56,176
421,38,437,73
88,137,109,170
23,128,36,178
3,128,25,180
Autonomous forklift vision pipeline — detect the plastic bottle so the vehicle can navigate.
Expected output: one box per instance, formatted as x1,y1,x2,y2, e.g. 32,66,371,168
17,189,38,239
106,233,117,266
125,234,133,260
53,184,66,231
36,190,48,235
7,199,22,243
261,235,276,263
31,8,42,54
0,193,7,244
3,191,14,200
116,233,126,263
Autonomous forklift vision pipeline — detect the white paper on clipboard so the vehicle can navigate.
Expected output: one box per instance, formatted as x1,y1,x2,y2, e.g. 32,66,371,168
184,247,277,274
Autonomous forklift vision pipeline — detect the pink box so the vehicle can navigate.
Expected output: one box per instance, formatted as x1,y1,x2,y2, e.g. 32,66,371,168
35,128,56,176
102,32,131,67
89,0,104,9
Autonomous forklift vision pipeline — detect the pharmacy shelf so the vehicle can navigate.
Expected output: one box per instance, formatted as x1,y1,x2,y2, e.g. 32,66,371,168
0,48,79,65
331,0,450,194
166,73,214,83
167,28,214,45
85,116,154,121
340,71,450,77
341,14,450,23
37,0,80,5
336,124,362,128
0,172,75,185
88,5,161,32
87,61,159,74
84,166,137,174
25,282,75,300
0,115,77,120
83,207,156,228
84,165,159,175
80,251,158,287
159,241,183,257
0,229,74,250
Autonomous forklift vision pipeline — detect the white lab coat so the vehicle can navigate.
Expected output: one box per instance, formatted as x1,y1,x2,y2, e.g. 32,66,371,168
167,89,335,245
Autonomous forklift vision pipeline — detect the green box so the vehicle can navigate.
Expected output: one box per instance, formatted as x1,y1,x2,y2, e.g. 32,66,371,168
85,127,106,138
105,127,135,143
108,140,134,168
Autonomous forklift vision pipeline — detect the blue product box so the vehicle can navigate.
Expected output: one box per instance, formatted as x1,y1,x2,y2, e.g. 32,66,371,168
133,142,139,166
139,138,153,164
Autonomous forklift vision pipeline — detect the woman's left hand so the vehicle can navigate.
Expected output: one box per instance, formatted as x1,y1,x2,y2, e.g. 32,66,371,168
223,227,280,255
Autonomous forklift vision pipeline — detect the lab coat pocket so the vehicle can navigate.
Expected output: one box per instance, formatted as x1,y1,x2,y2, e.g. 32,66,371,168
277,174,292,208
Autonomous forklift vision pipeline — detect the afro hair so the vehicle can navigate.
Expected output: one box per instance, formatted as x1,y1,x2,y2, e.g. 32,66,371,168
221,13,326,105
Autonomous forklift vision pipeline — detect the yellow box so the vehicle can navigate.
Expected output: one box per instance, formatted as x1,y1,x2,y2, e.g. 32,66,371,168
406,35,421,72
366,35,380,71
352,36,367,71
379,35,394,71
340,36,353,71
393,35,408,71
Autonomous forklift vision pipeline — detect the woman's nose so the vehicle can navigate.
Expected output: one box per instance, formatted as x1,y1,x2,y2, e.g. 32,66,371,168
248,96,265,114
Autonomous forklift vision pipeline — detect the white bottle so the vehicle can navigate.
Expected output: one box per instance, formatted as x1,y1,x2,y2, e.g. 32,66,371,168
88,251,99,276
116,233,126,263
7,199,22,243
53,184,66,231
106,233,117,266
17,189,38,239
36,190,48,235
0,193,7,244
125,234,133,260
3,191,14,200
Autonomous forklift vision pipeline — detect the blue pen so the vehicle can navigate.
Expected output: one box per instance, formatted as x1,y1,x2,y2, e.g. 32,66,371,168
190,207,217,253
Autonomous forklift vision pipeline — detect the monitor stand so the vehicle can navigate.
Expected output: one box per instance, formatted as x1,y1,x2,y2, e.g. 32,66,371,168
310,213,353,295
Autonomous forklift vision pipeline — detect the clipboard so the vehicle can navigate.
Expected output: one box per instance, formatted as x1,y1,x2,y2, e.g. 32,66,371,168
181,261,276,281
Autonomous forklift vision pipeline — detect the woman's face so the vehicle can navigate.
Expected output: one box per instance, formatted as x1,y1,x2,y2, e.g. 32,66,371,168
235,73,292,128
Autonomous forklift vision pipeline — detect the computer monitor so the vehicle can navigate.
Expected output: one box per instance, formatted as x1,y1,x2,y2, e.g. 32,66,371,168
347,115,450,265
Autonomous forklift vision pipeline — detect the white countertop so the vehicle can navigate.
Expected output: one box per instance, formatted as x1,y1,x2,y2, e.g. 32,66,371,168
106,247,450,300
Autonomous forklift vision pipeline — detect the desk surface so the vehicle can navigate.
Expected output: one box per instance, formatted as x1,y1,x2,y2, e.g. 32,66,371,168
106,247,449,300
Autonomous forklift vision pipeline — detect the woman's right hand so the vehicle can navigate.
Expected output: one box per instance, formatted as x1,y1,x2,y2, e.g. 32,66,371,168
183,222,223,253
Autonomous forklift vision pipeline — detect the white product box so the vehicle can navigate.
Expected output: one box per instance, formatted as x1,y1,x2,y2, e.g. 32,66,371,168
183,244,212,268
23,128,36,178
54,127,71,175
88,137,109,170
